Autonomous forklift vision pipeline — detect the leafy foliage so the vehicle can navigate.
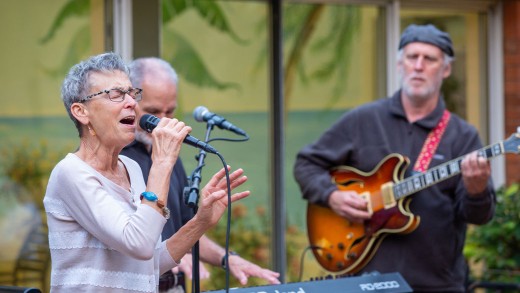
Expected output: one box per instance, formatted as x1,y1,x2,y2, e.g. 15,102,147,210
40,0,244,91
162,0,246,44
0,140,70,217
39,0,362,110
42,25,91,78
162,30,240,91
254,4,361,108
39,0,90,44
201,203,306,290
465,184,520,282
39,0,91,78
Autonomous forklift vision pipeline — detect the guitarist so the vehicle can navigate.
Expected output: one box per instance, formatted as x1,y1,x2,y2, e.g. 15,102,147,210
293,24,496,292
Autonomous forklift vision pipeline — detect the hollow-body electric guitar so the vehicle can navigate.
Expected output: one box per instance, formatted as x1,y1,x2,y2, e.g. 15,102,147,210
307,130,520,275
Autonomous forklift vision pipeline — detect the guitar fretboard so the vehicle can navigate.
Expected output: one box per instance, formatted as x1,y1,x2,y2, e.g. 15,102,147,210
393,141,504,199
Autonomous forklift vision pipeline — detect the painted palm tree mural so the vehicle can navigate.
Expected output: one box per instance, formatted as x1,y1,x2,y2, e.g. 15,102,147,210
39,0,91,78
40,0,360,110
277,4,360,109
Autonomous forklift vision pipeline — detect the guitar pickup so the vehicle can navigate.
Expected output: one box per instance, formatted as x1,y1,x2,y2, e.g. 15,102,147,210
359,192,373,215
381,182,397,209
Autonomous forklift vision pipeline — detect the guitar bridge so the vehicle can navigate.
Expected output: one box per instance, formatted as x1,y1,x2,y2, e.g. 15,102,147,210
359,192,373,215
381,182,396,209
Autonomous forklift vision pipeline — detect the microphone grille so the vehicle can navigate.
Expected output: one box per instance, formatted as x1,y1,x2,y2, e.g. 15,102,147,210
139,114,159,133
193,106,208,122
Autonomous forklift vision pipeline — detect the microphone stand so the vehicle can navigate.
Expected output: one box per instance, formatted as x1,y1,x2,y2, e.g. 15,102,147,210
184,122,215,293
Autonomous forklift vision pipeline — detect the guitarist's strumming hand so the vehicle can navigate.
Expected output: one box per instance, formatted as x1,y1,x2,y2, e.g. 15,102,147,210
460,151,491,196
327,190,373,223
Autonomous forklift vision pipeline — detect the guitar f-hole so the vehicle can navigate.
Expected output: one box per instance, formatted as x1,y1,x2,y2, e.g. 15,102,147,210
334,179,365,189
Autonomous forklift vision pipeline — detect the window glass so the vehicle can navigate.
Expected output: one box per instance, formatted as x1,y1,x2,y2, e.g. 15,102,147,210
161,1,384,282
285,4,384,229
160,0,277,286
0,0,96,290
162,0,271,225
283,3,384,280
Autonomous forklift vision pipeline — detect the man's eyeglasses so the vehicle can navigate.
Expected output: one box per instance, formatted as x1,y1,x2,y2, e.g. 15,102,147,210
80,88,143,103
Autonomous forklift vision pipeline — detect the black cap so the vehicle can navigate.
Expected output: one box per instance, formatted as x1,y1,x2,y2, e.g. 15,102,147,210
398,24,454,57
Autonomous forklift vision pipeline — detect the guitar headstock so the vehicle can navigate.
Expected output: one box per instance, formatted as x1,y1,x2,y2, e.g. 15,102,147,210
503,128,520,154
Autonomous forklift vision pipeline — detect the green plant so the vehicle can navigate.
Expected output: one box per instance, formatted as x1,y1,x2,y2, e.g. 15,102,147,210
0,140,70,219
464,184,520,282
201,203,306,290
0,140,70,291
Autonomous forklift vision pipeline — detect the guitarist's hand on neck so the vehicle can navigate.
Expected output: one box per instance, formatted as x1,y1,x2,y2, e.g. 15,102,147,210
461,151,492,196
327,190,372,223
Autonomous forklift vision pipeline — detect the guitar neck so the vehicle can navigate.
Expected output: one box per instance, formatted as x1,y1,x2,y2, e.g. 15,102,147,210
393,141,504,200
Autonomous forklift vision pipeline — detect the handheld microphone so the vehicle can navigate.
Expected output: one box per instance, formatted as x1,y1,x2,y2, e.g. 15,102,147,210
193,106,247,136
139,114,218,154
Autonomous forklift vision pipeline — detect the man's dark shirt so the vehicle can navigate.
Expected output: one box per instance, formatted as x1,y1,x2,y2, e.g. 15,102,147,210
294,91,496,292
122,140,195,240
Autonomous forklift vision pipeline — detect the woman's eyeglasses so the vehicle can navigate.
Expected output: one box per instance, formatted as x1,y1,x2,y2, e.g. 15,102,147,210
80,88,143,103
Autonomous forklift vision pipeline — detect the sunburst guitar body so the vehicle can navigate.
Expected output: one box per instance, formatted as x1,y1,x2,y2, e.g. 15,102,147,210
306,131,520,275
307,154,418,275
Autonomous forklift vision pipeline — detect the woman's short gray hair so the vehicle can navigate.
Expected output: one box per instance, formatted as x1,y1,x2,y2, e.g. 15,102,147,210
61,52,129,136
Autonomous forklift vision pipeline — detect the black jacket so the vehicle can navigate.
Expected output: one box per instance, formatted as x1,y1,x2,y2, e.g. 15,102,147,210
294,91,496,292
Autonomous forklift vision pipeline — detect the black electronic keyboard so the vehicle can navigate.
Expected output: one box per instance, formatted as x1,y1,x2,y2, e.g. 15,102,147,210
205,272,412,293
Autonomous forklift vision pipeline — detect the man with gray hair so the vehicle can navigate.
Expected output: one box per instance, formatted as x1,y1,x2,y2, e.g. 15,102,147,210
294,24,495,292
122,57,280,292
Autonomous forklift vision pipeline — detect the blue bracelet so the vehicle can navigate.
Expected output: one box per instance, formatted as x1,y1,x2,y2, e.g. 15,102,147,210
140,191,158,202
140,191,170,219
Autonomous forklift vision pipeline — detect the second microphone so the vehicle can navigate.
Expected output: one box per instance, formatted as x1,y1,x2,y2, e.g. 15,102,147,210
193,106,248,137
139,114,219,154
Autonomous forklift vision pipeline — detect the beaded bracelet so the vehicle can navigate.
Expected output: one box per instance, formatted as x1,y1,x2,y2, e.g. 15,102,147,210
140,191,171,220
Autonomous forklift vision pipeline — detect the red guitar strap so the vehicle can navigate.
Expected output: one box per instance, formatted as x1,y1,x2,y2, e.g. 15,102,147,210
413,109,451,173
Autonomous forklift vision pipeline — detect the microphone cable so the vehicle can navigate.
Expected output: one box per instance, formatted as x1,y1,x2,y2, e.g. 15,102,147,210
189,150,233,293
208,134,249,293
191,113,250,293
214,152,233,293
206,133,250,144
298,245,322,282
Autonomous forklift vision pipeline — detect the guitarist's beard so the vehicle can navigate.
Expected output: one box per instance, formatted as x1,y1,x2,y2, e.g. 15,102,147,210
398,69,444,102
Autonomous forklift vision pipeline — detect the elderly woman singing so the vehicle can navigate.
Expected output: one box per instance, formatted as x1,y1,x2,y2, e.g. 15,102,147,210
43,52,249,292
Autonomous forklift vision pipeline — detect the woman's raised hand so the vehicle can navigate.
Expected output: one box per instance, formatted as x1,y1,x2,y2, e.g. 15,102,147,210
195,166,250,228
